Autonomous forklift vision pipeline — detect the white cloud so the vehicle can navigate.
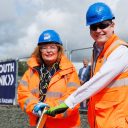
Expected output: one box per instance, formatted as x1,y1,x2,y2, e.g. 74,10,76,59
0,1,16,21
36,9,70,28
0,0,128,61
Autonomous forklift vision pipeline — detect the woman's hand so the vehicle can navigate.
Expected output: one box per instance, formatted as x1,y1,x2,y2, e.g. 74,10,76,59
33,102,49,116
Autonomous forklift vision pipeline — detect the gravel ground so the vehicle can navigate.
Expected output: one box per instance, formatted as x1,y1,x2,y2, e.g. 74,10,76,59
79,110,89,128
0,105,89,128
0,105,29,128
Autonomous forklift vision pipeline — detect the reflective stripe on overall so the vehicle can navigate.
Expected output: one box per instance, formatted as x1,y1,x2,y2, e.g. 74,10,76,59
88,39,128,128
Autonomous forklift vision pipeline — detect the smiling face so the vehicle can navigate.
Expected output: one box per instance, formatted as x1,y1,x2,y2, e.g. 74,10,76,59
90,20,115,47
39,43,59,66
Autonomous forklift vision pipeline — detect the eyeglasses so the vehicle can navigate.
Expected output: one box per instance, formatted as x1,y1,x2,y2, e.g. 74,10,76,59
90,21,112,31
40,45,58,52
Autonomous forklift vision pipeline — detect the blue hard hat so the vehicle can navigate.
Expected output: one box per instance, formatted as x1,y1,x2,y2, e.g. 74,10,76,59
38,30,63,45
86,2,115,26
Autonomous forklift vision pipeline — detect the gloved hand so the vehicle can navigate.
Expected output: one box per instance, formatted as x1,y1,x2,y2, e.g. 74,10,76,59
33,102,49,116
45,102,68,117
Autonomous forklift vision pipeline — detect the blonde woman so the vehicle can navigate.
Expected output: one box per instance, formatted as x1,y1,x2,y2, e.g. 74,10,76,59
18,29,80,128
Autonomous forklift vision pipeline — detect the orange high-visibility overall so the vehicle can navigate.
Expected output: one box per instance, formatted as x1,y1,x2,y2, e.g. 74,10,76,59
88,34,128,128
18,55,80,128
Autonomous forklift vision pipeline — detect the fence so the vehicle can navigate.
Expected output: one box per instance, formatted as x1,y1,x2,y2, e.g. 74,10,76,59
0,47,92,128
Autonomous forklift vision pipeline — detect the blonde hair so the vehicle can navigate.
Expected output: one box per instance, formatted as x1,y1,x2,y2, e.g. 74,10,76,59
31,44,64,65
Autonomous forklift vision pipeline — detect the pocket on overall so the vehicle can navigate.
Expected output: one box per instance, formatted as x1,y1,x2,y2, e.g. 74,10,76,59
95,88,124,109
94,88,125,127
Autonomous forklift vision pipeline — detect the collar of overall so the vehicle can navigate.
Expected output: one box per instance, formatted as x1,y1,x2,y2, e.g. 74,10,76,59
34,62,59,102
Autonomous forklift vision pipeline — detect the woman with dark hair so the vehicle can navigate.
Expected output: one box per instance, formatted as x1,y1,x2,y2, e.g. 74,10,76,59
18,29,80,128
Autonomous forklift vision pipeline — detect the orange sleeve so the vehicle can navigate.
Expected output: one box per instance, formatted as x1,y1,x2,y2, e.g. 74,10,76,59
17,69,39,114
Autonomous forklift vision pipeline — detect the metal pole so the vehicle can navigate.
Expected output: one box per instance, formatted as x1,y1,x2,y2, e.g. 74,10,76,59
14,58,19,105
14,56,30,105
69,47,93,61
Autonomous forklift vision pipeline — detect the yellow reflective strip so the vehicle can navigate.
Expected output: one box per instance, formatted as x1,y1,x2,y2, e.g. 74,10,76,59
67,82,79,88
24,97,38,112
108,78,128,88
19,80,28,86
46,92,63,98
31,88,39,95
24,98,30,111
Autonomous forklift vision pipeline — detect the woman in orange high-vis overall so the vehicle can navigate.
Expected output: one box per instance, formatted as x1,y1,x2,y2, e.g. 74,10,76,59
45,2,128,128
18,30,81,128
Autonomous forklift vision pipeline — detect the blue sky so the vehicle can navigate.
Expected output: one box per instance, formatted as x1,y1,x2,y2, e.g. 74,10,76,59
0,0,127,61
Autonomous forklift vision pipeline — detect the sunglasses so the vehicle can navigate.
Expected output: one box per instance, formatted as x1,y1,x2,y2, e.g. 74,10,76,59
90,22,112,31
